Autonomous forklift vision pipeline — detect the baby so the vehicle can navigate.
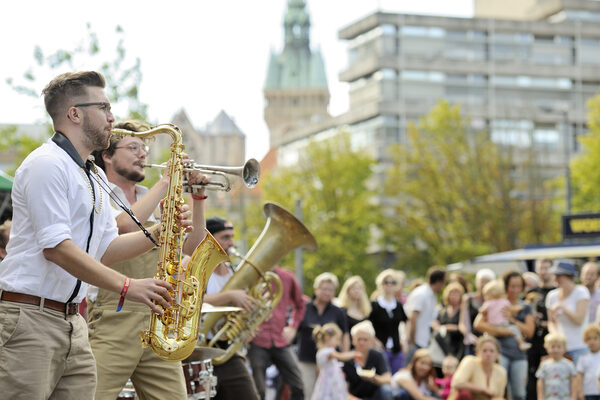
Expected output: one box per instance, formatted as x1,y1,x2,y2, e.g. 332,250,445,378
435,355,458,400
480,279,531,351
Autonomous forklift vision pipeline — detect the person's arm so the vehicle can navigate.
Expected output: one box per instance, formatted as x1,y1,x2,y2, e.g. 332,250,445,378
43,239,171,313
408,310,419,345
473,312,513,337
283,272,306,343
330,350,357,362
558,299,590,326
571,373,578,400
204,290,257,312
364,371,391,387
115,176,169,234
577,372,585,400
395,374,438,400
342,332,351,352
537,378,544,400
508,311,535,339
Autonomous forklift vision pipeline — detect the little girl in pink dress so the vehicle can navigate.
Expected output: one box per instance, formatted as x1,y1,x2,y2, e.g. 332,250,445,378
311,323,357,400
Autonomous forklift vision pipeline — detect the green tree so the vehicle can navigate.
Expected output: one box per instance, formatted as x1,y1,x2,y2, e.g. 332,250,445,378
571,93,600,212
383,101,558,275
250,132,381,293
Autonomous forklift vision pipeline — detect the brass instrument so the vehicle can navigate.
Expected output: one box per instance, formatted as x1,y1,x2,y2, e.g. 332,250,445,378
142,158,260,192
111,123,229,361
199,202,317,364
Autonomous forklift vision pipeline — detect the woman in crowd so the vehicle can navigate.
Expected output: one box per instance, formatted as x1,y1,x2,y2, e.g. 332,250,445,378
448,335,507,400
473,271,533,400
431,282,465,363
369,269,407,373
338,275,372,339
391,349,439,400
297,272,349,399
545,261,590,364
460,269,495,355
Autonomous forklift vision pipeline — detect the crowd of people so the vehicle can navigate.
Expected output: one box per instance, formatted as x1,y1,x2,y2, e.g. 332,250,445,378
2,70,600,400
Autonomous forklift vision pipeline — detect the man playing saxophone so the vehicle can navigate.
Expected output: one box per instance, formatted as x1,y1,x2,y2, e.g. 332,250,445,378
88,120,210,399
204,216,261,400
0,71,187,400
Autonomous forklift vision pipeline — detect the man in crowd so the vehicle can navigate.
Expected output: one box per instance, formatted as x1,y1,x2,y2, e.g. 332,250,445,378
0,219,10,260
88,119,209,399
203,216,260,400
247,264,306,400
404,266,446,363
581,261,600,323
526,258,556,400
0,71,183,399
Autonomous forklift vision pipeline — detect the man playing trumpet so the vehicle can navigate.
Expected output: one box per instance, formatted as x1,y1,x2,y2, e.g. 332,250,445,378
88,119,209,399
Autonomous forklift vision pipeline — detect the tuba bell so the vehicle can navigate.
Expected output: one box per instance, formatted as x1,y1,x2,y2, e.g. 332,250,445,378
198,202,317,364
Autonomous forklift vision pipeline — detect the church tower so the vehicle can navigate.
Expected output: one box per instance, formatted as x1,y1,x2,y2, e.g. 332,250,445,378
264,0,330,148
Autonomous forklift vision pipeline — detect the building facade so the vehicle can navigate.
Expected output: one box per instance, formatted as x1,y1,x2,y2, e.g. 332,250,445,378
275,0,600,188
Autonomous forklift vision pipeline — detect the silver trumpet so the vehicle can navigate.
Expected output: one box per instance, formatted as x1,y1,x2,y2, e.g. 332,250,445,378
142,158,260,192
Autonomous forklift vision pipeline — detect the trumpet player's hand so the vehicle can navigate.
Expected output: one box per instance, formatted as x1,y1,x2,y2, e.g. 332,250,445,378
228,289,257,312
127,278,173,314
159,200,194,232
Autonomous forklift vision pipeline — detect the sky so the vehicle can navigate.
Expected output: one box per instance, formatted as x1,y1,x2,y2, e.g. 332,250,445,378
0,0,473,161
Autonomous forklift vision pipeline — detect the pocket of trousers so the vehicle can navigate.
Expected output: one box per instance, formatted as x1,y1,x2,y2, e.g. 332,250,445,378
0,305,23,347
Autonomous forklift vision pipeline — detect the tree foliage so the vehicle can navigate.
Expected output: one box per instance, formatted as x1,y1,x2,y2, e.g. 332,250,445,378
571,93,600,212
382,101,559,275
247,132,382,293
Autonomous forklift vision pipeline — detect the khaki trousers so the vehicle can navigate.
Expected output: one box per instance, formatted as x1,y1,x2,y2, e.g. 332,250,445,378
88,306,187,400
0,301,96,400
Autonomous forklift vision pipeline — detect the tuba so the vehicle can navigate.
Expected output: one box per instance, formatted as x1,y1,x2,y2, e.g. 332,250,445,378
198,202,317,364
111,123,229,362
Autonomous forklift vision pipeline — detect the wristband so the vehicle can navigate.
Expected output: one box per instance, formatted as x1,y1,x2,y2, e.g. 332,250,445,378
116,277,131,312
192,194,208,201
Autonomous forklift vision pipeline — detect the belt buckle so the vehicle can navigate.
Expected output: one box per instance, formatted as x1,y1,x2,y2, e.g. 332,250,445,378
66,302,79,316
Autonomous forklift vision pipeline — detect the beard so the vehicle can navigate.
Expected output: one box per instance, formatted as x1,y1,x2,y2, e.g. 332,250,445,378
115,163,145,183
82,115,110,151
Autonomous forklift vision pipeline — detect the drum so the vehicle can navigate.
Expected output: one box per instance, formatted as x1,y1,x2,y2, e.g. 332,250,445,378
117,379,138,399
182,347,224,400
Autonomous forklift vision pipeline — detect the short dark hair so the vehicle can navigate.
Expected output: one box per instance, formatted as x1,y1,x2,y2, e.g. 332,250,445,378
427,266,446,285
502,270,526,292
42,71,106,121
92,119,151,171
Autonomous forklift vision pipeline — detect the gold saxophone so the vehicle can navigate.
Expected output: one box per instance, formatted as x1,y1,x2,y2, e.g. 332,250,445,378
199,202,317,364
111,123,229,362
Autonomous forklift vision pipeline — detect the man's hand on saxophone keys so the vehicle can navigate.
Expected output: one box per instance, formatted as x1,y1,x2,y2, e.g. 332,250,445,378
126,278,173,315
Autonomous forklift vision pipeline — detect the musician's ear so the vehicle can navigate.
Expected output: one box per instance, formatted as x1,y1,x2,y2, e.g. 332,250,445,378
67,106,81,123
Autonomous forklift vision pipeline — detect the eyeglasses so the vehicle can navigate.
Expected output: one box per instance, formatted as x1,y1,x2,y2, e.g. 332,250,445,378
115,143,150,155
383,280,397,285
74,102,112,114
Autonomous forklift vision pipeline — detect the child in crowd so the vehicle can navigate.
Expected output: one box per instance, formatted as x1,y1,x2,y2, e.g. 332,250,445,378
311,323,356,400
435,355,458,400
578,324,600,400
480,279,531,351
536,332,577,400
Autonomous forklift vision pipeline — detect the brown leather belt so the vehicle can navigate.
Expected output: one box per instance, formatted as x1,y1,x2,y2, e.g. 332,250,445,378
0,291,79,315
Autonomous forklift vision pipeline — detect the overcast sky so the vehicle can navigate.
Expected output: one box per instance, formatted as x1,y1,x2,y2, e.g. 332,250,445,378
0,0,472,160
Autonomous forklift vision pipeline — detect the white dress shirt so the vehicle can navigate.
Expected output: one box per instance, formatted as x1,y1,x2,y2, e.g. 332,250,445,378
0,139,118,303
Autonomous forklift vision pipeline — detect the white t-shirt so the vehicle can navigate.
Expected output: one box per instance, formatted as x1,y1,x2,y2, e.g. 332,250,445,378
546,285,590,351
391,369,432,396
405,284,437,348
206,267,234,295
0,140,118,303
577,350,600,395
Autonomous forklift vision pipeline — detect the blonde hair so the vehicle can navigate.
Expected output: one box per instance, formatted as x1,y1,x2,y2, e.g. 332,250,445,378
442,282,465,306
313,323,342,349
475,334,501,354
544,332,567,347
351,320,376,338
313,272,339,291
482,279,505,300
583,324,600,342
338,276,372,316
375,269,403,292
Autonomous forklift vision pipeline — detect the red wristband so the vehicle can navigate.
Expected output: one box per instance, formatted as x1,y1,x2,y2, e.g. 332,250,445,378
192,194,207,200
116,277,131,312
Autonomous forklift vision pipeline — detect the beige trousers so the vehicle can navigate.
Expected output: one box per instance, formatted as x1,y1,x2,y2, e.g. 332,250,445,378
0,301,96,400
87,305,188,400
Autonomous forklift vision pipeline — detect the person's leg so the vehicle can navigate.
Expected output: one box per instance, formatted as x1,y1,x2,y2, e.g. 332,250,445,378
367,384,394,400
508,359,528,400
132,347,188,400
271,345,304,400
499,354,512,400
394,388,414,400
247,344,272,400
50,314,97,400
213,354,260,400
88,309,142,400
298,361,317,400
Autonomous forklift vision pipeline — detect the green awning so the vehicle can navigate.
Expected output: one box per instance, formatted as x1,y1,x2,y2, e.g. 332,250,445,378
0,170,13,191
